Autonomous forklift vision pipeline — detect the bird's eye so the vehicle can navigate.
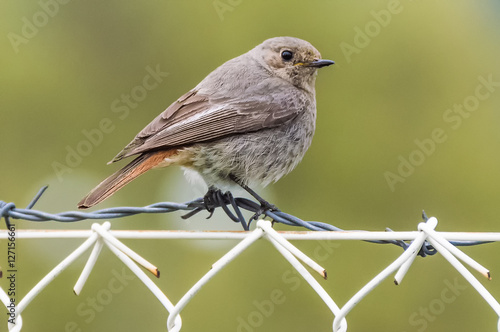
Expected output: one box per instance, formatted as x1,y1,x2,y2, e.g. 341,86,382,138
281,50,293,61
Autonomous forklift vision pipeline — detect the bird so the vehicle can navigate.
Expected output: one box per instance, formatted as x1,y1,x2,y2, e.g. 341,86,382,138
77,36,334,215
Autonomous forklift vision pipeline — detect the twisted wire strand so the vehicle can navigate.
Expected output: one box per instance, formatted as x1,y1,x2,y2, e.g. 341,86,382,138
0,186,492,256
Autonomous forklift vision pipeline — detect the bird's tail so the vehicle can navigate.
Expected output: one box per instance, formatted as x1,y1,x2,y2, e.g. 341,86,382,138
77,150,177,209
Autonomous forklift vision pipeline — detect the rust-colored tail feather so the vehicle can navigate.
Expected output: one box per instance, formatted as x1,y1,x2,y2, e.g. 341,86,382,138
78,150,176,209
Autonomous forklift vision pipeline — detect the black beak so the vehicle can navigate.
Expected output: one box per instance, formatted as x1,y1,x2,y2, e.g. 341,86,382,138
306,59,335,68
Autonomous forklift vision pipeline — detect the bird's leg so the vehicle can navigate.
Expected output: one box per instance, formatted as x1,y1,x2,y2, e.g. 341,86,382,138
229,175,279,220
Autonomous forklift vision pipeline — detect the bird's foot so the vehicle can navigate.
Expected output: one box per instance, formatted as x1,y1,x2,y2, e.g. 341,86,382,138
250,199,279,222
185,184,279,231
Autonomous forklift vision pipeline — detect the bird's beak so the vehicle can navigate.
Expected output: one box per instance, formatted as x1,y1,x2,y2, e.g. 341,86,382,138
295,59,335,68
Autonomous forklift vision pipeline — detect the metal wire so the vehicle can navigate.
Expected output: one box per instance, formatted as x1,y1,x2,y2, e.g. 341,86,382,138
1,218,500,331
0,186,493,256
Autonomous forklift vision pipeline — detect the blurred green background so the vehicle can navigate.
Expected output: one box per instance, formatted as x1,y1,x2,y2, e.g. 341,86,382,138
1,0,500,331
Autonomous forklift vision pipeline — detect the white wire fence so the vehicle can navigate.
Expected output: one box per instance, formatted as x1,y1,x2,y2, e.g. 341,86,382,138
2,217,500,331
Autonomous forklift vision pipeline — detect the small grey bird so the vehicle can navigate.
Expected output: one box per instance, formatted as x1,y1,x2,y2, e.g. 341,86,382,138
78,36,334,209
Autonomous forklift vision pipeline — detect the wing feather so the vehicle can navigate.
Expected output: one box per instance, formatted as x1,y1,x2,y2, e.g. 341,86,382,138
109,84,305,163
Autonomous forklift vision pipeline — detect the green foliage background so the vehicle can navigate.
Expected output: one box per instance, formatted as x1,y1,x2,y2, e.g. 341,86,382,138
1,1,500,331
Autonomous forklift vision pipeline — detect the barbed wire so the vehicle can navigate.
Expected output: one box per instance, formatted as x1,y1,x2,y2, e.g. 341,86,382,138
0,186,492,256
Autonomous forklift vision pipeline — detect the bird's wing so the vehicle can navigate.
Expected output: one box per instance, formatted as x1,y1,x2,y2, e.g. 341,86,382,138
109,87,305,163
